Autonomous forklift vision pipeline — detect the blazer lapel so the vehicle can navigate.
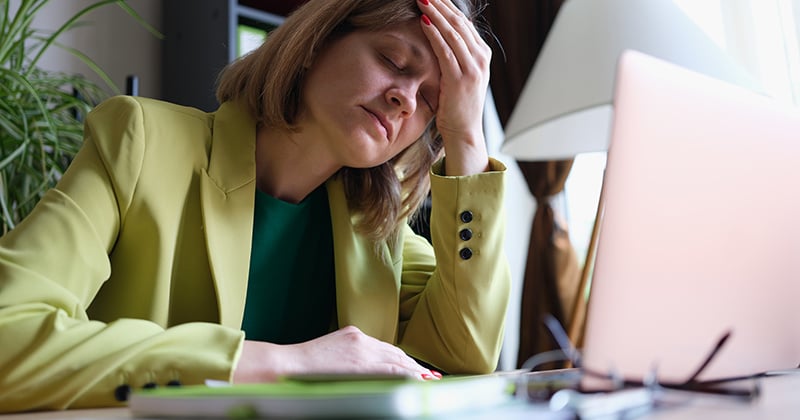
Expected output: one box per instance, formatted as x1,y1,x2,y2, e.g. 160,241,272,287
327,177,400,342
200,101,256,329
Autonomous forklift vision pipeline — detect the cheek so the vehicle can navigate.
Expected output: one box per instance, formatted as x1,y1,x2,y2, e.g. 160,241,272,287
413,115,435,139
397,121,429,151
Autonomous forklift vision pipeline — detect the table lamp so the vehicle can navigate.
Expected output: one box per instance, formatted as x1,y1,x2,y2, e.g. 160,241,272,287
500,0,759,346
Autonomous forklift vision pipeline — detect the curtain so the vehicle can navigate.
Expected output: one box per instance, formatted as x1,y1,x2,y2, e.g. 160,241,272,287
483,0,581,369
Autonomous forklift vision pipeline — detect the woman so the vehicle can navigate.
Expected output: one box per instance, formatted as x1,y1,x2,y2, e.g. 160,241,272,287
0,0,510,411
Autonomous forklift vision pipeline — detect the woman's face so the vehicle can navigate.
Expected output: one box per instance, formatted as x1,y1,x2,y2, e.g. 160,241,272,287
298,19,440,169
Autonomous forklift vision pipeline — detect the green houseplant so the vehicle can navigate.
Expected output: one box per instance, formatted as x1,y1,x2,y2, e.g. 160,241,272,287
0,0,158,234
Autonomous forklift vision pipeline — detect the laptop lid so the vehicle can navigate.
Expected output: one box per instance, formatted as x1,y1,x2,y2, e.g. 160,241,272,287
580,50,800,384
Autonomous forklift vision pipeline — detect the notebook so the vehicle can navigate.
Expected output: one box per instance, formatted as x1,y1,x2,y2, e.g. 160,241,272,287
580,50,800,384
129,374,515,418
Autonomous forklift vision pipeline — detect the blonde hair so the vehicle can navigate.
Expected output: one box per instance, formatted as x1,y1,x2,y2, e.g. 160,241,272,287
216,0,485,243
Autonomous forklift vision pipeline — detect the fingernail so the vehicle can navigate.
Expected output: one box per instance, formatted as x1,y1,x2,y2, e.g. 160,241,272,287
421,14,431,26
421,373,434,380
420,0,430,5
430,370,442,378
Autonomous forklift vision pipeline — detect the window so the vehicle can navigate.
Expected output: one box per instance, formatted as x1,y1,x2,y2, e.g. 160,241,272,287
673,0,800,105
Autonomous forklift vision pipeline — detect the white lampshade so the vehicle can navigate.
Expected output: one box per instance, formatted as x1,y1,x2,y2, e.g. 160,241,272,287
501,0,759,161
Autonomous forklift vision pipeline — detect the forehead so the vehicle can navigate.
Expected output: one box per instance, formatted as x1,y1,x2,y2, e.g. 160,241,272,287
359,21,437,64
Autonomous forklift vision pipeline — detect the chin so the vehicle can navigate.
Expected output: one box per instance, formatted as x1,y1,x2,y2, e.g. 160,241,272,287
346,154,391,169
347,143,388,168
348,160,386,170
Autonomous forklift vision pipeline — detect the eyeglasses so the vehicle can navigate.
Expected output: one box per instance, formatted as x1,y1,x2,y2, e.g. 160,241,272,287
516,314,762,411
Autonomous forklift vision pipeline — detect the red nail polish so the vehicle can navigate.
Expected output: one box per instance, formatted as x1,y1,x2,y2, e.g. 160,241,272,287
430,370,442,378
420,0,430,5
421,373,433,380
421,14,431,26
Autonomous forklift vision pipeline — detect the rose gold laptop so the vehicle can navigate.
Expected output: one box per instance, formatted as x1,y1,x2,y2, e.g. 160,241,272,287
580,50,800,385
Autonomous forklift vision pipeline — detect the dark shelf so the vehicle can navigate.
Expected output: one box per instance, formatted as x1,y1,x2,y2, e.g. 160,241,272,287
162,0,286,112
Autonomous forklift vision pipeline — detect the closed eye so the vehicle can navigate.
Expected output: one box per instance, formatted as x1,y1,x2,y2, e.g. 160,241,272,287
382,54,405,73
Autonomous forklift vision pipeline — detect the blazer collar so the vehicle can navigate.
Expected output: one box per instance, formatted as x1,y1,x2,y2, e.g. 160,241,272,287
206,101,256,191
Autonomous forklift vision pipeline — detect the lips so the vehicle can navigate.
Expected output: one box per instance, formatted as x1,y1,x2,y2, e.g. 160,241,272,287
363,106,392,141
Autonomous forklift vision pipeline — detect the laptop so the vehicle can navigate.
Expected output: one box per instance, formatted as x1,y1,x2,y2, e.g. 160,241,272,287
580,50,800,385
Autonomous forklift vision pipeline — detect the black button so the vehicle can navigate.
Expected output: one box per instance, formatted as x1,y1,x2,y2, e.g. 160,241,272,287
143,382,157,389
167,380,182,387
459,248,473,260
459,228,473,241
114,384,131,402
459,210,473,223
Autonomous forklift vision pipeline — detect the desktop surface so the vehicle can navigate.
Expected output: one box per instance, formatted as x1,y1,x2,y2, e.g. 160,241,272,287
2,371,799,419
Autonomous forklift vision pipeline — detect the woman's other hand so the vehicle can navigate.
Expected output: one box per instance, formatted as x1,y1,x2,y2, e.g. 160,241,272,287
418,0,491,176
233,326,437,382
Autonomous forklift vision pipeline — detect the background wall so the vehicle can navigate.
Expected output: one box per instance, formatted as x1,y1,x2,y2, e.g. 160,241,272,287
27,0,163,99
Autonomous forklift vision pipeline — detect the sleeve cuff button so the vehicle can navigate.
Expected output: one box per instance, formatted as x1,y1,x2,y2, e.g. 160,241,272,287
114,384,131,402
459,248,473,260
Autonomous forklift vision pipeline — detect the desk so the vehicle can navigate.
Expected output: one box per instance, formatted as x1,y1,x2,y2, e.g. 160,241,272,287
2,373,798,419
644,373,800,420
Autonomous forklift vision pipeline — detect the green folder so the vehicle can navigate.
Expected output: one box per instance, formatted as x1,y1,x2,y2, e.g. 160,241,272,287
129,374,515,418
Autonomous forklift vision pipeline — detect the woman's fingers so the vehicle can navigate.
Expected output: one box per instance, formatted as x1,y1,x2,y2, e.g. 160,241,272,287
416,0,489,122
298,326,438,379
418,0,489,67
419,6,469,76
233,328,440,383
422,13,469,76
430,0,484,53
417,0,491,104
416,0,491,176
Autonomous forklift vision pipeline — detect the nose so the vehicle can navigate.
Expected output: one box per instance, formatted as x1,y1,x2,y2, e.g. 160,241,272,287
386,86,417,118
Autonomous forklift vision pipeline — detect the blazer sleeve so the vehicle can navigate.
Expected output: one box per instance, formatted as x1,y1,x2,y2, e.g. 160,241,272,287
0,97,243,412
396,158,511,374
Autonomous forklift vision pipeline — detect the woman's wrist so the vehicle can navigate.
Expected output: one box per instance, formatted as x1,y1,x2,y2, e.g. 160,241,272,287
439,127,490,176
233,340,292,383
441,142,490,176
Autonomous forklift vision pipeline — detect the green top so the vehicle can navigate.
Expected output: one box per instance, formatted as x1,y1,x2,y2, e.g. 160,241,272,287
241,185,335,344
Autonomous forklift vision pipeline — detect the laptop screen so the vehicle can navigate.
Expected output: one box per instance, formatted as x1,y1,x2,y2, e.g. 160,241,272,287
580,50,800,384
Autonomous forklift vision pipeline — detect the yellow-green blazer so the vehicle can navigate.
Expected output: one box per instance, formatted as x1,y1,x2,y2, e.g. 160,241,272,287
0,96,510,412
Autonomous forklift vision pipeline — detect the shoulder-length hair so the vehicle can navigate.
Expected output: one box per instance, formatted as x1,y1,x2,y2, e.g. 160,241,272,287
216,0,485,244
